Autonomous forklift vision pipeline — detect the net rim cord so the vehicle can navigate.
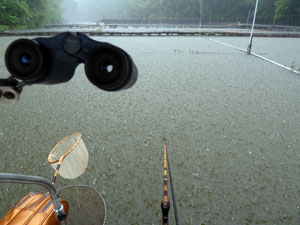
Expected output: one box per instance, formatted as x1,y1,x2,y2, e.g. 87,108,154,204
48,132,82,164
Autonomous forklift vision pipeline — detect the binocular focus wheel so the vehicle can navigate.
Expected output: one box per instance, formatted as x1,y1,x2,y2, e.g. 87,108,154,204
5,39,48,82
84,45,136,91
4,33,138,90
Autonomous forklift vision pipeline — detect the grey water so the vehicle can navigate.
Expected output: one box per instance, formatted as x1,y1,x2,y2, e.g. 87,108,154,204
1,36,300,225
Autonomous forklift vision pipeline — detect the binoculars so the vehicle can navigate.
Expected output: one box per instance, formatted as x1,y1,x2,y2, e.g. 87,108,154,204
1,32,138,102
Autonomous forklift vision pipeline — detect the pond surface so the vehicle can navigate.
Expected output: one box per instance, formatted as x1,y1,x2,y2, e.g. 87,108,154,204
1,36,300,225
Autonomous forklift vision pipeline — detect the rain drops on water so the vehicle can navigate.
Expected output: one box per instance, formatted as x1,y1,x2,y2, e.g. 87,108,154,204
143,140,149,147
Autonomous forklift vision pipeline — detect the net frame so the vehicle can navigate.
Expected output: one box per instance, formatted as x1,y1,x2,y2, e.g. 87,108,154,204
48,132,82,164
48,132,89,182
58,185,107,225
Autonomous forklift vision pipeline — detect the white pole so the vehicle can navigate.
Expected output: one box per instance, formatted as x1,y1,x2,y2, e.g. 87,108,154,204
247,0,259,54
210,38,300,75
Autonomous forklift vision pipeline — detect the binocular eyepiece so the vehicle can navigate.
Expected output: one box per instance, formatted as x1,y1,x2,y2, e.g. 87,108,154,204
4,32,138,92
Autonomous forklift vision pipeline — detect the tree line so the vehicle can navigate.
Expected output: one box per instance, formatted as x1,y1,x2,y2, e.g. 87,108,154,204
67,0,300,26
0,0,62,30
1,0,300,30
125,0,300,25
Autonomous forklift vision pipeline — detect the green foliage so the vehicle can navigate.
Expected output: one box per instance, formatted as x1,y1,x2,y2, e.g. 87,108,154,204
0,0,30,28
274,0,300,25
1,0,299,28
123,0,300,25
46,0,63,25
0,0,63,30
25,0,48,28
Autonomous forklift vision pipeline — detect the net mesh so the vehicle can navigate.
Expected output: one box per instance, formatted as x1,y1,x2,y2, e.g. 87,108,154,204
58,185,106,225
48,133,89,179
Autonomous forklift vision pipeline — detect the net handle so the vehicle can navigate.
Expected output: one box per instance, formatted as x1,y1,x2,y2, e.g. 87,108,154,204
52,156,64,184
48,132,82,164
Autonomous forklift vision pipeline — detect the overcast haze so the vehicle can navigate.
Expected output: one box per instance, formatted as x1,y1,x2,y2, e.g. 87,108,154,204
62,0,127,23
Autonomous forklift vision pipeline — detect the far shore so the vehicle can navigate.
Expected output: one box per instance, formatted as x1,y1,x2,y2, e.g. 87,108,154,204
1,30,300,37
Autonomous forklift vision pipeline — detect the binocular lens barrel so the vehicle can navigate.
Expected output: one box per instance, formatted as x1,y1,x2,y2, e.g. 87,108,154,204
85,45,137,91
4,33,138,92
5,39,48,82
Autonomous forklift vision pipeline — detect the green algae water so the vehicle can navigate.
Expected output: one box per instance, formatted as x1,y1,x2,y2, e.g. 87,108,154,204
1,36,300,225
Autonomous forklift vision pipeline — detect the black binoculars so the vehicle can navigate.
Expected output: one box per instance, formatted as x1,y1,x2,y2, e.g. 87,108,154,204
2,32,137,101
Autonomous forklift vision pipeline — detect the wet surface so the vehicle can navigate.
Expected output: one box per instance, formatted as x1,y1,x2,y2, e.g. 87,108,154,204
1,36,300,224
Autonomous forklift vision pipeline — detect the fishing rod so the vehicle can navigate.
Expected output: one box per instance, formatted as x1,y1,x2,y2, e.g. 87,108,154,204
161,138,170,225
161,138,179,225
